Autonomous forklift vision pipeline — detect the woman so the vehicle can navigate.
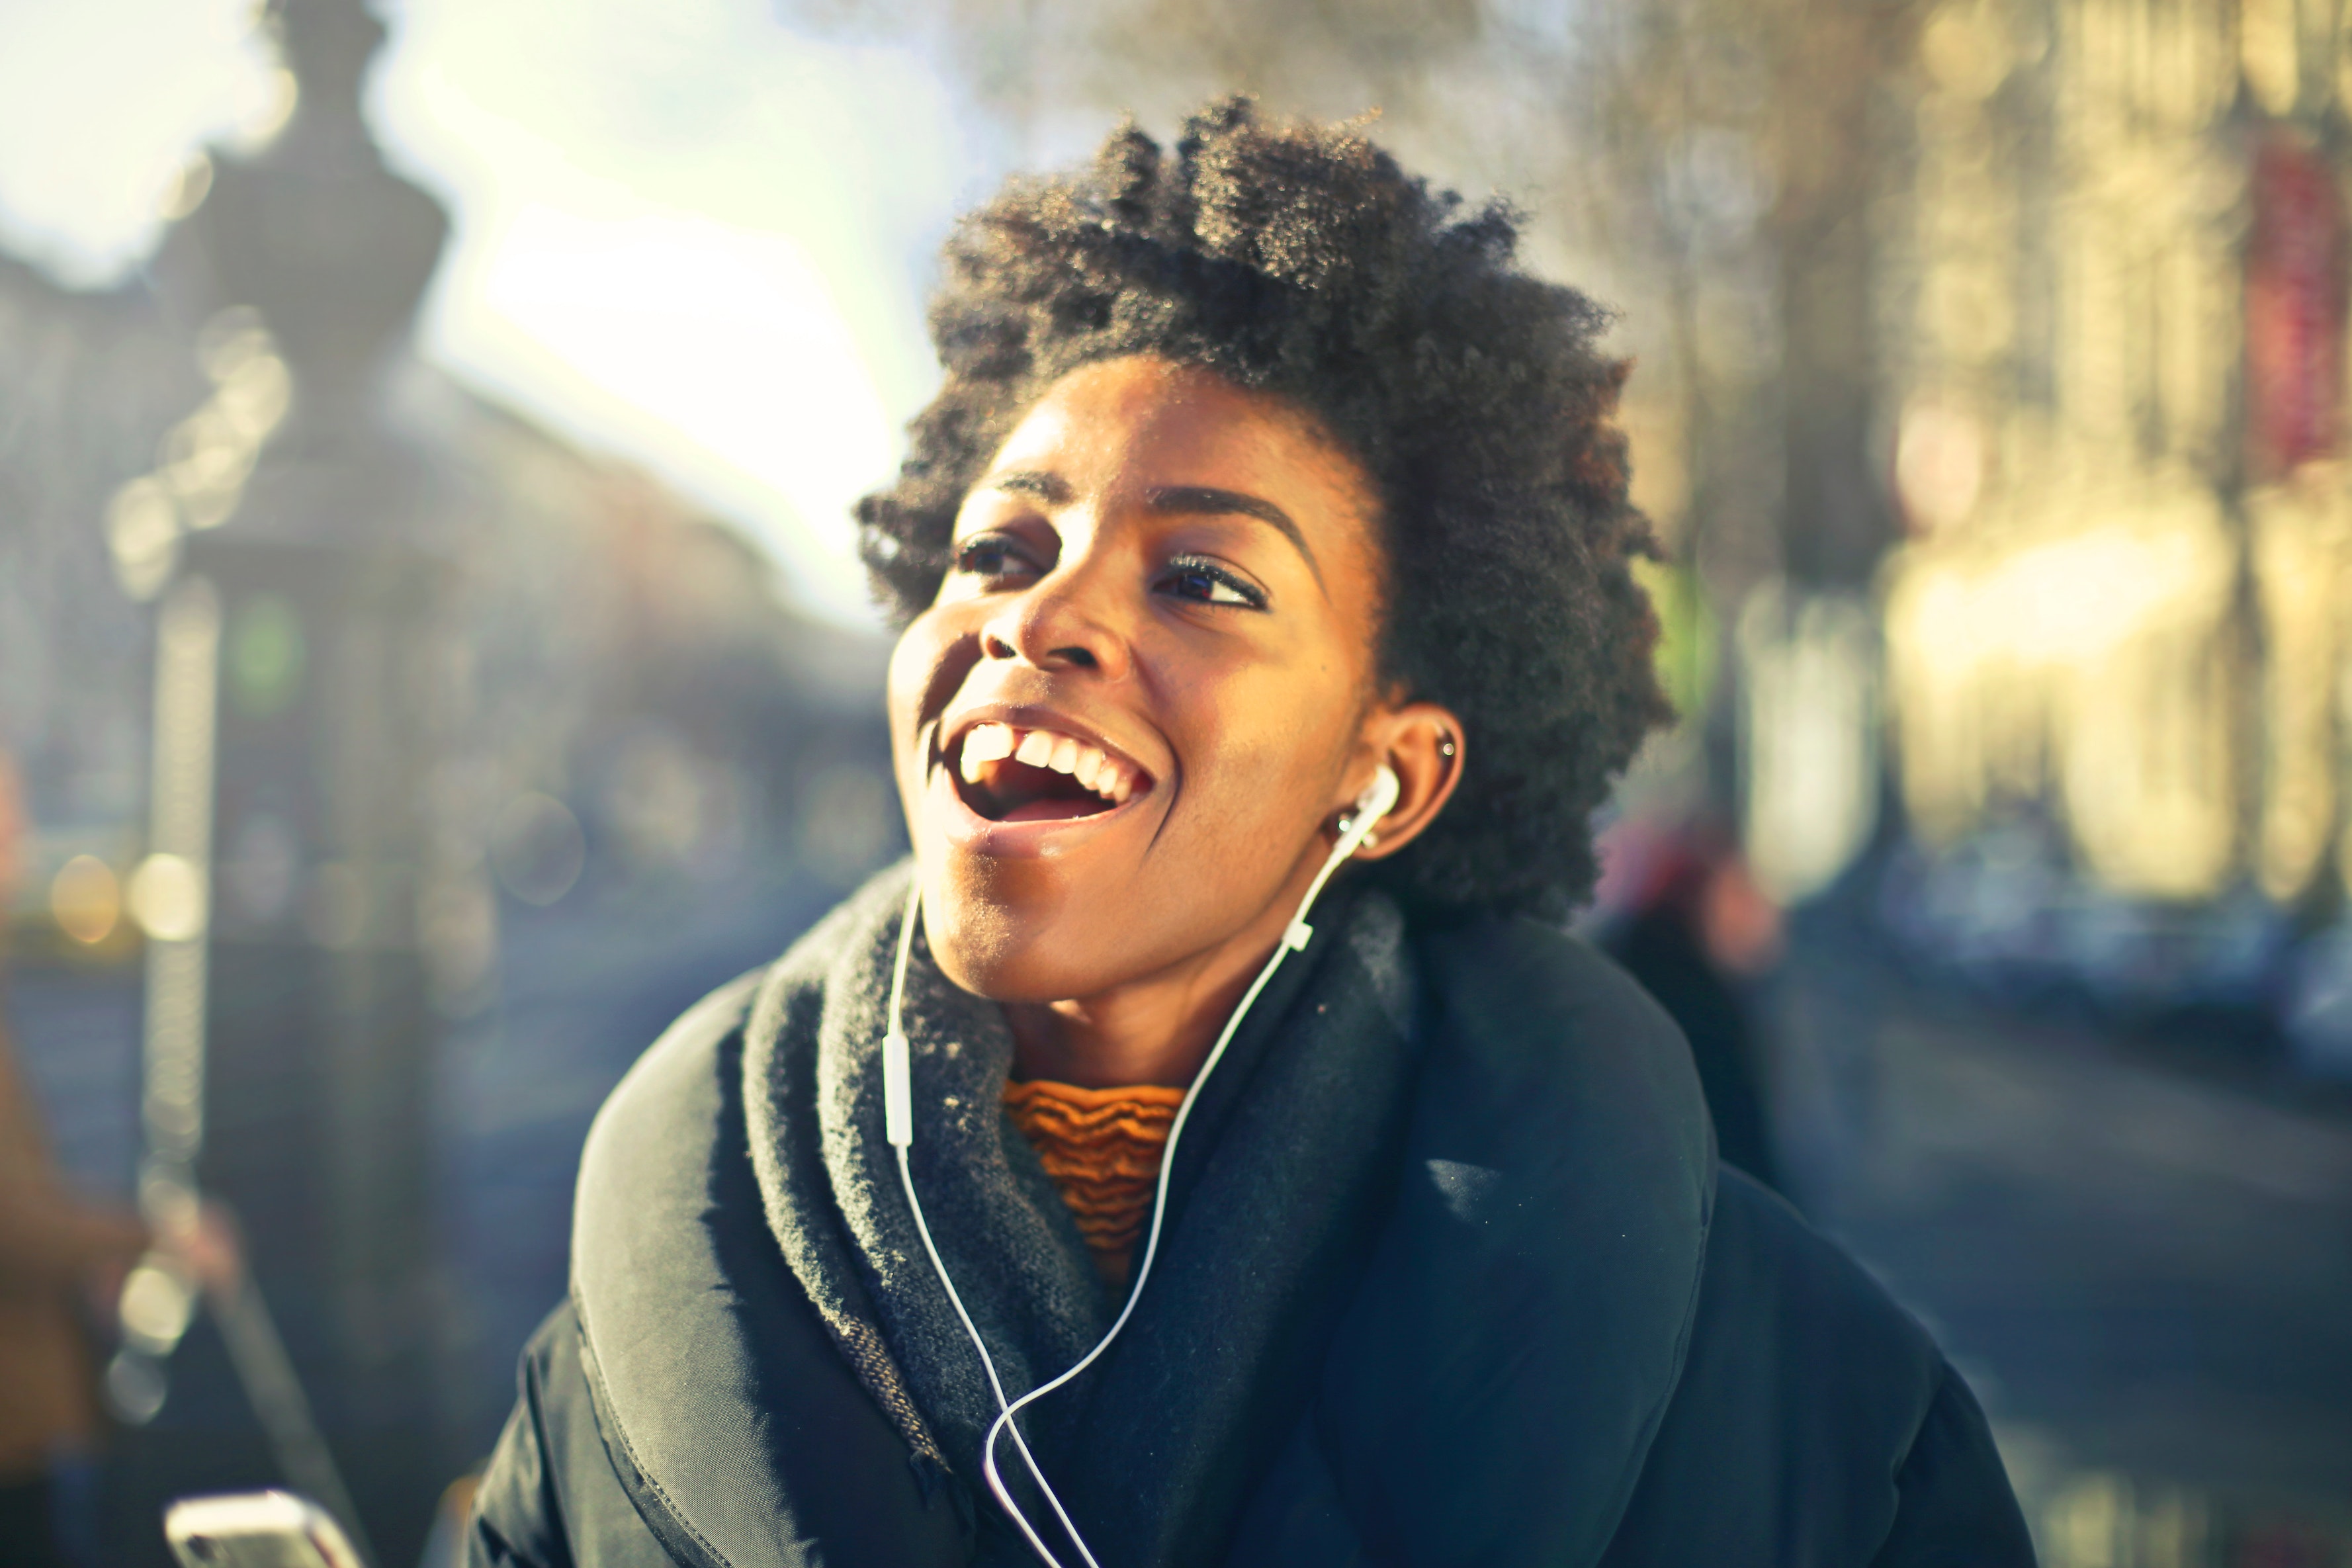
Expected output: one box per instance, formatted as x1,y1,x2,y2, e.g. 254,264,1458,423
467,103,2032,1567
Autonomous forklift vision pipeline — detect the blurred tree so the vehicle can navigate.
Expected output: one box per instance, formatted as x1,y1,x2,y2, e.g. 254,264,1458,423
1575,0,1917,597
775,0,1919,756
783,0,1491,134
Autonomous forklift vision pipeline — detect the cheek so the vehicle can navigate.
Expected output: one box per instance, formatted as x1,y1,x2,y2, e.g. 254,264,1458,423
884,631,926,745
1162,676,1352,856
883,652,920,792
885,615,957,788
893,599,975,707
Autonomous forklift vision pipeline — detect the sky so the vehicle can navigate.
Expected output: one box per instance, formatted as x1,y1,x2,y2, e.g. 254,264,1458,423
0,0,984,623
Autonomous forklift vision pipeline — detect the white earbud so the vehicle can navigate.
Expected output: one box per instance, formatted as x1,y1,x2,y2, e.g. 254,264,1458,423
1332,764,1401,856
1352,764,1401,835
880,755,1405,1568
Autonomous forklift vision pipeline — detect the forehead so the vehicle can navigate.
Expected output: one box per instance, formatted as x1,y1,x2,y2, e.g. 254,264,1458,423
983,357,1381,537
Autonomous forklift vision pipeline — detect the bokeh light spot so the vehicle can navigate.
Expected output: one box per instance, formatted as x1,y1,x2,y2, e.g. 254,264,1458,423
227,594,306,719
491,793,587,906
50,854,124,944
128,852,208,942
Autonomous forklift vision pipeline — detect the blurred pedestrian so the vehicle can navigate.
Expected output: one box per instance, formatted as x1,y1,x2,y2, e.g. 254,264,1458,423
1596,817,1787,1192
0,754,148,1568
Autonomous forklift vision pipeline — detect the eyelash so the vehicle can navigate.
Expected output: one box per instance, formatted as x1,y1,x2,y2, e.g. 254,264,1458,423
952,534,1039,580
1157,554,1266,609
949,536,1267,611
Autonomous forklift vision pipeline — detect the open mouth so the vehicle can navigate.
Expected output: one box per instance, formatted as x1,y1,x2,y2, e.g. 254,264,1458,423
945,722,1151,824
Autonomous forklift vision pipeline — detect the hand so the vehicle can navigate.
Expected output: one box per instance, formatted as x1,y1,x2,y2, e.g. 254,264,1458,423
85,1252,136,1329
161,1198,245,1296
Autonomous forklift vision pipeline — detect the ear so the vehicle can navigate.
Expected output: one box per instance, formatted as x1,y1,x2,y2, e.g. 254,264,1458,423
1333,699,1465,861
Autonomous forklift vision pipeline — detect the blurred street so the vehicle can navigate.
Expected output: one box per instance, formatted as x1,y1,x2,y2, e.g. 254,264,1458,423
1776,931,2352,1557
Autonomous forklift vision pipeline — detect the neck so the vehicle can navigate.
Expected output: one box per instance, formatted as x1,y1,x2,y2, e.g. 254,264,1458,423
1002,850,1334,1090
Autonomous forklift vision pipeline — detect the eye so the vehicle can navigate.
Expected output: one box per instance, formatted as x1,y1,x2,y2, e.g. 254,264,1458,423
952,532,1042,583
1156,554,1266,610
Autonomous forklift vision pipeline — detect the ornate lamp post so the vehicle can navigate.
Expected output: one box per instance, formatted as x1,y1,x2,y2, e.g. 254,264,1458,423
114,1,459,1559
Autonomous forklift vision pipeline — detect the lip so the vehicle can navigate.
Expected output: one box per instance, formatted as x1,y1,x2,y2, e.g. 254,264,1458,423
924,761,1154,858
923,703,1164,859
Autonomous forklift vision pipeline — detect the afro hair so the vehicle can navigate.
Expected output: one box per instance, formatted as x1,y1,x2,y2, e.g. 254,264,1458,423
857,98,1670,918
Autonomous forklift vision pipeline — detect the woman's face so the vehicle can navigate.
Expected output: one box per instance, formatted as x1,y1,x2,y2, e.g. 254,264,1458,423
887,355,1401,1005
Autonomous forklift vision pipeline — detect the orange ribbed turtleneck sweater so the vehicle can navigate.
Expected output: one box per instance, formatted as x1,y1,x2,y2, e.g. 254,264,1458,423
1002,1078,1188,1289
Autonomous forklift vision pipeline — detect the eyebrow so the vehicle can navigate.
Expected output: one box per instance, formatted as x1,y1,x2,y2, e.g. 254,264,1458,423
979,471,1327,592
987,470,1070,504
1146,486,1321,586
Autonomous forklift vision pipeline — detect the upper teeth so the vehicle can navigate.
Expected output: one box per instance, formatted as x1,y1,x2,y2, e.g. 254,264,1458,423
958,722,1138,803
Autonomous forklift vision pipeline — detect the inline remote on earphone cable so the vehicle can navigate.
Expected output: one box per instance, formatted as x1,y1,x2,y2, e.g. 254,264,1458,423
883,764,1401,1567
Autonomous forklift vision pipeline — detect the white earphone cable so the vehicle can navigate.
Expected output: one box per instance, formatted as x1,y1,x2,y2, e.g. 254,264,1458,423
887,767,1399,1567
886,877,1098,1567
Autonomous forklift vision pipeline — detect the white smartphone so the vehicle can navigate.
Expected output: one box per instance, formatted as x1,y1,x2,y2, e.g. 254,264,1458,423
163,1491,367,1568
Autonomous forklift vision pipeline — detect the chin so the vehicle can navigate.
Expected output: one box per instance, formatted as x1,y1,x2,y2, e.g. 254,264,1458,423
916,865,1105,1004
896,711,1170,1001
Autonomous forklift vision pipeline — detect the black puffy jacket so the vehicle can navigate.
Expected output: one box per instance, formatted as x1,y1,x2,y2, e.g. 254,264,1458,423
466,909,2034,1567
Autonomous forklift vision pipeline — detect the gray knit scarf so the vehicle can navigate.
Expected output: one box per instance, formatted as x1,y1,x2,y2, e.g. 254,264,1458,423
741,864,1421,1567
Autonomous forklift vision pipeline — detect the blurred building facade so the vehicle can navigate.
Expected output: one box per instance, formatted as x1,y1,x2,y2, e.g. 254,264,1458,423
1880,0,2350,915
1571,0,2352,1049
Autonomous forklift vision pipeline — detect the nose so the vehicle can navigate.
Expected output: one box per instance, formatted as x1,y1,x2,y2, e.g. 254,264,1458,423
979,556,1132,680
